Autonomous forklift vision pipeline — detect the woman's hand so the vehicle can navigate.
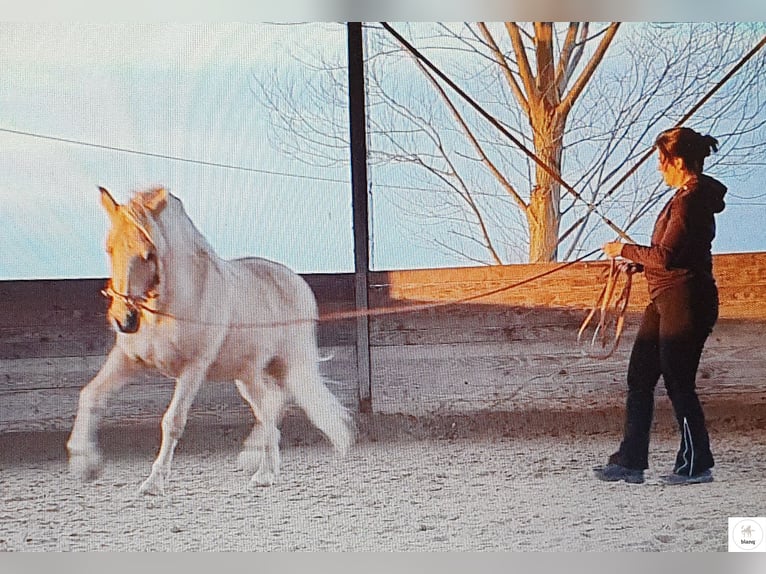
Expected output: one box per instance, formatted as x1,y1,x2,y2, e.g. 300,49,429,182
602,241,624,259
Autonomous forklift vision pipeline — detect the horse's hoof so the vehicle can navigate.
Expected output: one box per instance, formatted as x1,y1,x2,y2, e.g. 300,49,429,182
69,453,104,482
138,476,165,496
249,469,277,488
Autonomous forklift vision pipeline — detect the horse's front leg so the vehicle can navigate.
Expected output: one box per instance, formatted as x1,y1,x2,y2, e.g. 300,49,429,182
67,348,138,481
138,365,206,496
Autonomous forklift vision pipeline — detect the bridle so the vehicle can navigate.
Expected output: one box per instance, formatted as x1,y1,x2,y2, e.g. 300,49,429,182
101,206,163,319
101,279,160,315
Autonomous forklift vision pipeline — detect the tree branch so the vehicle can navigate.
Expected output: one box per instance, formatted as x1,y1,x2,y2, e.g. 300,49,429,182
560,22,621,117
476,22,530,115
554,23,580,95
505,22,538,102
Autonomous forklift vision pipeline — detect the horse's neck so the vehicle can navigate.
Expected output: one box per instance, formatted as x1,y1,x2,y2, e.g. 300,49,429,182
156,201,221,307
162,198,217,257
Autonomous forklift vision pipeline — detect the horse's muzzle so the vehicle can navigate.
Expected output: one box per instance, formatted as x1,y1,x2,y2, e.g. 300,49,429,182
115,308,140,334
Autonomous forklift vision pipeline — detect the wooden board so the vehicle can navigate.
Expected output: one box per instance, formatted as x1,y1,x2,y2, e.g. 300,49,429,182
369,251,766,319
2,253,765,432
0,346,359,434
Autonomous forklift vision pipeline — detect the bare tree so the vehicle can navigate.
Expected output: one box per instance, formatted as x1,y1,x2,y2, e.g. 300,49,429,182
252,22,766,264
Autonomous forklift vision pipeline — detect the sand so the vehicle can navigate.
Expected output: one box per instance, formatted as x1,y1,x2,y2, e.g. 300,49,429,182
1,414,763,552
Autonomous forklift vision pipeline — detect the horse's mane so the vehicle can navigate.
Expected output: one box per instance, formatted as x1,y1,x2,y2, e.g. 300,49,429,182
128,188,217,259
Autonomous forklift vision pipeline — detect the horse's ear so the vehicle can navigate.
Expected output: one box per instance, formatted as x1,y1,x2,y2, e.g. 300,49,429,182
143,187,168,215
99,186,119,219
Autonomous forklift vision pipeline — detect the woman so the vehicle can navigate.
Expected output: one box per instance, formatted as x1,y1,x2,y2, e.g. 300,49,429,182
593,127,726,485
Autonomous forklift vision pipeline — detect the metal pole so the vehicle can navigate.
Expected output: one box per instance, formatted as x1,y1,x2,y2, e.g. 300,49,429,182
347,22,372,413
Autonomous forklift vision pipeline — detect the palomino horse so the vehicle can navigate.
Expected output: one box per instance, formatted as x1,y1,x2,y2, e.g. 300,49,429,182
67,187,354,495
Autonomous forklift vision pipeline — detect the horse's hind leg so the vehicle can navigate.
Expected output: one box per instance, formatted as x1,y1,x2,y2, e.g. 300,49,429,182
235,371,286,487
67,348,138,481
138,365,205,496
286,349,354,455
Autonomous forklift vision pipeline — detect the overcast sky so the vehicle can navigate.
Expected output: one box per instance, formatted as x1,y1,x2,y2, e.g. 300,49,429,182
1,22,764,280
0,23,361,279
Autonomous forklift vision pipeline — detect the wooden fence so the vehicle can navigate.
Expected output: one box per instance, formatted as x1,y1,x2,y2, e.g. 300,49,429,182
1,252,765,434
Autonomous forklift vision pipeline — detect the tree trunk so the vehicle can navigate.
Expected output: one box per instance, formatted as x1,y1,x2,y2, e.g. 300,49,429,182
527,129,563,263
526,23,564,263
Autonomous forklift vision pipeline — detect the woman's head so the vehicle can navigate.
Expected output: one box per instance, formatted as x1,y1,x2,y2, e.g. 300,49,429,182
655,127,719,186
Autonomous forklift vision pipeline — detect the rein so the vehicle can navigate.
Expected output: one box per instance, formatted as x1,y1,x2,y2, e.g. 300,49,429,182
102,249,606,329
577,259,639,359
104,195,634,357
102,224,633,360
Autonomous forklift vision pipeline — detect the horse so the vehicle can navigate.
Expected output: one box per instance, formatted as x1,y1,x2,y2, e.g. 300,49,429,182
67,186,354,495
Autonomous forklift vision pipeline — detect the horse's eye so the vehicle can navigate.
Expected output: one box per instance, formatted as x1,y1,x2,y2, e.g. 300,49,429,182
145,252,156,262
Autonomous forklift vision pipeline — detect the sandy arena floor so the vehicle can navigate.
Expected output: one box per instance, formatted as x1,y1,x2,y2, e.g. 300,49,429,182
1,415,764,552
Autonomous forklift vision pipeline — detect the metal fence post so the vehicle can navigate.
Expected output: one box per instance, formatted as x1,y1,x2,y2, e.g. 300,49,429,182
347,22,372,413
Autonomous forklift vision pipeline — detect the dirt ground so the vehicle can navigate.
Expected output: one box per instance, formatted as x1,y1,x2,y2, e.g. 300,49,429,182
1,409,764,552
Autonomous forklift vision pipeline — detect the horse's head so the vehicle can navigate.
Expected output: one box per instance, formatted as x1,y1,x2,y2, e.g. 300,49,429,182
100,186,167,334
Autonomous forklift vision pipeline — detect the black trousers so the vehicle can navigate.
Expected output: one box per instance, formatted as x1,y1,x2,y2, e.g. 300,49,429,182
611,282,718,473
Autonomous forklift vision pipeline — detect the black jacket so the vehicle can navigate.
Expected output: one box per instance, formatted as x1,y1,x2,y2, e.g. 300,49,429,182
621,174,727,300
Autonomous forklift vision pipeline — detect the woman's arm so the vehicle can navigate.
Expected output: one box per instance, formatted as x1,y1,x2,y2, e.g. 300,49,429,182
621,196,692,269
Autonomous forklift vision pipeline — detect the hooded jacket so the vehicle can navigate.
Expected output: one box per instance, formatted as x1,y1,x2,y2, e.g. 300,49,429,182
621,174,727,300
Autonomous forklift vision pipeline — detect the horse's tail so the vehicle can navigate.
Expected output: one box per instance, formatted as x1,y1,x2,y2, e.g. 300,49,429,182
286,353,355,455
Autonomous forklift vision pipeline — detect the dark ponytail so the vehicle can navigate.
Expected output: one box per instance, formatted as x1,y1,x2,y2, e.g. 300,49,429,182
655,127,719,173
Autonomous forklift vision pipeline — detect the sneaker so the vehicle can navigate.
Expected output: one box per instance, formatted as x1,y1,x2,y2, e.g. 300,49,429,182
659,469,713,485
593,463,645,484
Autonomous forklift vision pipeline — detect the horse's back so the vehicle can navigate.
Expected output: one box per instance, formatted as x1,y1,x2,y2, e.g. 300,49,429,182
225,256,318,321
